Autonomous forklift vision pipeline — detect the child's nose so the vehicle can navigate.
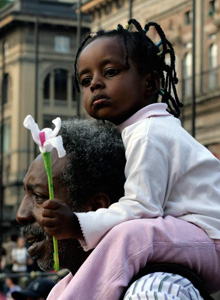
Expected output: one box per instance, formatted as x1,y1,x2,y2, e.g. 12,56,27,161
90,74,105,92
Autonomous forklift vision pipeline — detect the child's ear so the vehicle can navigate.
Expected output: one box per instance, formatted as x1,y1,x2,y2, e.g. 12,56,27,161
81,192,111,212
144,72,160,96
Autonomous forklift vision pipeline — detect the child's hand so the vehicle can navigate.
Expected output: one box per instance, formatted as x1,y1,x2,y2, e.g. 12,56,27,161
41,199,82,240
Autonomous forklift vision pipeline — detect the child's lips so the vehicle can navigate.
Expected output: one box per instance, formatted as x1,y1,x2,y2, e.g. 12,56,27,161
92,95,109,107
93,98,109,107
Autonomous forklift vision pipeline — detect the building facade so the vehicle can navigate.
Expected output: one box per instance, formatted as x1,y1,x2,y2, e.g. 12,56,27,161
0,0,90,238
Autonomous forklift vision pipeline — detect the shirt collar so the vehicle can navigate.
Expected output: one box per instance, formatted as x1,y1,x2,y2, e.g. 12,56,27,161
117,103,171,132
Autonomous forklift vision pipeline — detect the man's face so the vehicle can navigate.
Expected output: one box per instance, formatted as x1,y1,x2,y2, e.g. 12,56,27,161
16,151,89,273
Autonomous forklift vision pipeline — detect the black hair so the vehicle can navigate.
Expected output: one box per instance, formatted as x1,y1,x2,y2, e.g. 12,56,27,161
74,19,183,118
59,119,126,210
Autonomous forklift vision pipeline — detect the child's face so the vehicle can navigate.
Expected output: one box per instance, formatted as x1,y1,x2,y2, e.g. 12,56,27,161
78,36,150,125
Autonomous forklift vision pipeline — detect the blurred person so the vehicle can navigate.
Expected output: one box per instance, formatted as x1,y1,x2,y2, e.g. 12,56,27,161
5,275,21,300
1,247,6,271
0,293,6,300
2,235,17,272
11,237,29,273
11,278,55,300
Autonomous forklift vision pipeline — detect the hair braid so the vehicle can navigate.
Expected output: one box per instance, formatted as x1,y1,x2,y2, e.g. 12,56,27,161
143,21,182,117
116,24,130,69
128,19,144,32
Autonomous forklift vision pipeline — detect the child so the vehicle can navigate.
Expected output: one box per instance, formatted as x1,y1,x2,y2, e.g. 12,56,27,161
42,19,220,298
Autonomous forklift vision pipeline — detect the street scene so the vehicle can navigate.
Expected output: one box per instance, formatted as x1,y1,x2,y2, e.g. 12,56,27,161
0,0,220,299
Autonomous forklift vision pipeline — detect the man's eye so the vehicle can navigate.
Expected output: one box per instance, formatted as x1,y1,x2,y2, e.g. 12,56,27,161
33,193,47,204
105,68,119,77
80,77,92,87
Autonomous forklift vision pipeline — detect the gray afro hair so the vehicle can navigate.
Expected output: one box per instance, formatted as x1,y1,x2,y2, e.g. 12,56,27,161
59,118,126,210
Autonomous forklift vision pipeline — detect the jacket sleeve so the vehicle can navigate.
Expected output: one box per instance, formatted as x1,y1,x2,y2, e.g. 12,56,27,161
75,124,171,251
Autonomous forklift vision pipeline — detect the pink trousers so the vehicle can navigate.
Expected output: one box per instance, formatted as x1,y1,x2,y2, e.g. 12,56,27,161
48,216,220,300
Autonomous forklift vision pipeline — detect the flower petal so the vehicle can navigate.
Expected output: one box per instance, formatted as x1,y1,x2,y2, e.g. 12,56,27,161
49,118,62,138
24,115,66,157
42,128,53,140
23,115,41,146
39,142,53,154
46,136,66,158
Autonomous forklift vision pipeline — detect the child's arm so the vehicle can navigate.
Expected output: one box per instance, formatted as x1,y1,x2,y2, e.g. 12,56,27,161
41,199,83,240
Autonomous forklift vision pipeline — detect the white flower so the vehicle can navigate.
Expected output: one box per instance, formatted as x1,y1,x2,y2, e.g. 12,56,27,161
23,115,66,158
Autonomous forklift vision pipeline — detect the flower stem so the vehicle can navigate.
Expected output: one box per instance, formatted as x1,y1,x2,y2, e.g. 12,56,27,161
42,152,59,272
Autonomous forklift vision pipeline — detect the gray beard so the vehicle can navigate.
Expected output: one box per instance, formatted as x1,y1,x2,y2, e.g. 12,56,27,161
20,225,89,274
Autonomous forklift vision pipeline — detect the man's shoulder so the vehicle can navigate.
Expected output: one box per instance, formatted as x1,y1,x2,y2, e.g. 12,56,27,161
47,272,73,299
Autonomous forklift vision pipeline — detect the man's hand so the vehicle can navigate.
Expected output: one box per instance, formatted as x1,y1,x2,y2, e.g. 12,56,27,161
41,199,82,240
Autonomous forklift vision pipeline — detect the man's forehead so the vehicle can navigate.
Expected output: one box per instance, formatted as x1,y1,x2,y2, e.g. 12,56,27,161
23,156,47,187
24,151,67,185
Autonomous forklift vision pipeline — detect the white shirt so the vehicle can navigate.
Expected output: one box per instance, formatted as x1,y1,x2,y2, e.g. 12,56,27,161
123,272,204,300
11,247,28,272
76,103,220,250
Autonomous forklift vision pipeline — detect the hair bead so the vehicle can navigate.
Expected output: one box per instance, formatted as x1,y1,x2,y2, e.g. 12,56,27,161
125,23,130,30
156,40,162,47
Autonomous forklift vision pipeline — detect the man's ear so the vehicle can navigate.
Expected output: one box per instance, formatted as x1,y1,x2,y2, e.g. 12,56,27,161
83,193,111,212
144,72,160,96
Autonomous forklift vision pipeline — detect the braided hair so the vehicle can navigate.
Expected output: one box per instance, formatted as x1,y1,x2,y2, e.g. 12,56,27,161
74,19,183,118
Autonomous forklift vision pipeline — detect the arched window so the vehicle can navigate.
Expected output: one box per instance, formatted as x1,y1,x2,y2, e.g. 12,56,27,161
3,121,11,154
43,74,50,100
2,73,9,104
182,52,192,99
43,69,76,105
54,69,67,101
208,43,218,89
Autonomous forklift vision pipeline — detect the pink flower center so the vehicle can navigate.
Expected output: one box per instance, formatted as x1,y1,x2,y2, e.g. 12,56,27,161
39,131,46,147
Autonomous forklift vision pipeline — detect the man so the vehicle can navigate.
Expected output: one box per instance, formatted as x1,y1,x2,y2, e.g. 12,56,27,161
16,119,125,277
11,237,29,273
16,119,206,300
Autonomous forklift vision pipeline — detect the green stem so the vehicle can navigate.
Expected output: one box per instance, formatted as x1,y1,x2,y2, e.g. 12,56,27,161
42,152,59,272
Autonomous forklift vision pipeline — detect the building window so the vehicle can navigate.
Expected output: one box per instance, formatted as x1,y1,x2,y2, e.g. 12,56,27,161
43,115,69,129
2,73,9,104
43,74,50,100
209,0,216,16
3,122,11,154
184,10,192,25
54,36,70,53
43,69,76,105
208,43,218,89
182,52,192,99
43,115,56,129
55,69,67,101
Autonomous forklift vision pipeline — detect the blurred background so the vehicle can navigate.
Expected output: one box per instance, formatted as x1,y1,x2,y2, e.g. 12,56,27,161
0,0,220,299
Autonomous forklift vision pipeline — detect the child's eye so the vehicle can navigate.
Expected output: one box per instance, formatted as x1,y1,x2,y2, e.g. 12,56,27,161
80,77,92,87
104,68,120,77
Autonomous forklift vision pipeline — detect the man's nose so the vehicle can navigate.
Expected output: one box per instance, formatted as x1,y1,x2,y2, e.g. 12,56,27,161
16,197,34,225
90,74,105,92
